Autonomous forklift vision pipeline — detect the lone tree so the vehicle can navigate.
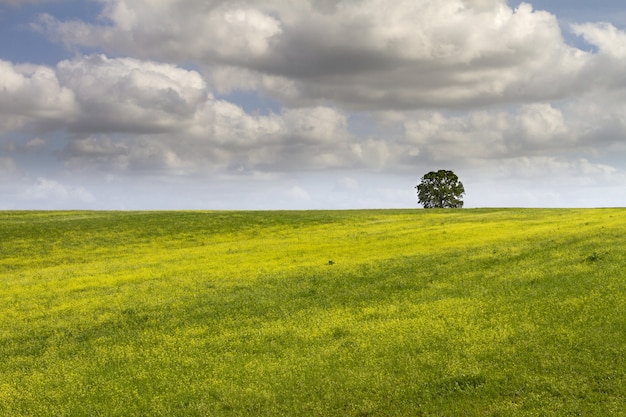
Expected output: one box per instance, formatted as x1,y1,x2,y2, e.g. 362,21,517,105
415,170,465,208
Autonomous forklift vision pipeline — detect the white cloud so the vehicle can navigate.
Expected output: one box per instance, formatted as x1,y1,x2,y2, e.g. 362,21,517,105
37,0,595,109
176,103,353,173
43,87,626,183
4,0,626,209
572,22,626,59
401,103,596,164
56,55,208,133
515,104,567,143
0,47,623,190
0,60,77,131
21,177,95,203
36,1,282,62
55,98,353,175
351,139,393,169
283,106,348,143
190,98,283,147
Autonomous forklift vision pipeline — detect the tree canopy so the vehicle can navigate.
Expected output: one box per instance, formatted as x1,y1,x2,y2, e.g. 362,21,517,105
415,170,465,208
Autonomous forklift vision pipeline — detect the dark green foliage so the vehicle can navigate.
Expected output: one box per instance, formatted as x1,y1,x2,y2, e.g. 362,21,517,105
415,169,465,208
586,252,601,262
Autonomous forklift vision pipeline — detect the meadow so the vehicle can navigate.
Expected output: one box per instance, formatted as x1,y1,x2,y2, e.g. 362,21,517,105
1,208,625,416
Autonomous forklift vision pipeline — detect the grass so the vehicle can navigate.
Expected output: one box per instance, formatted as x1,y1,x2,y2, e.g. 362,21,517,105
1,208,625,416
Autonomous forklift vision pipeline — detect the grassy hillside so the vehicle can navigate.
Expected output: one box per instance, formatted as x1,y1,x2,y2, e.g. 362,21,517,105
1,209,625,416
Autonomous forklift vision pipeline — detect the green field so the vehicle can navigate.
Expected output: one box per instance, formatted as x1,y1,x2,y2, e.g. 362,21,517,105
1,209,625,416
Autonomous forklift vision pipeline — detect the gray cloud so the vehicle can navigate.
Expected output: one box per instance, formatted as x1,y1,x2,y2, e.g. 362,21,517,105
56,55,208,134
1,51,624,184
37,0,597,110
58,103,355,176
3,0,626,208
0,60,77,132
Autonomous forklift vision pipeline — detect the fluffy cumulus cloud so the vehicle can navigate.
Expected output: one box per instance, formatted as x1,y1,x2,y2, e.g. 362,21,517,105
56,55,208,133
37,0,593,109
2,0,626,208
0,53,211,135
572,22,626,59
0,60,77,132
31,1,626,114
35,1,282,62
0,53,354,176
402,103,574,162
59,103,354,176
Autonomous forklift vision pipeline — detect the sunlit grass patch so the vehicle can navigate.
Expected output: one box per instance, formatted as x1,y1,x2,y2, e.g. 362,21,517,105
1,209,626,416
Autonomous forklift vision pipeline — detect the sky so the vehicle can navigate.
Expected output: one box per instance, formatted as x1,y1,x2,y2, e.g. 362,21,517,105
1,0,626,210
